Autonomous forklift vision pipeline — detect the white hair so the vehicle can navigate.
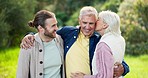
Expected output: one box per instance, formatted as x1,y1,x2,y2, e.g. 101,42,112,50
79,6,98,20
99,10,121,35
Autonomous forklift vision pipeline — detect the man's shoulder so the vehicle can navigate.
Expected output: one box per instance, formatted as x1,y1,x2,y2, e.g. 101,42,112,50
55,34,63,43
92,32,101,38
57,26,79,35
61,26,78,31
55,34,62,39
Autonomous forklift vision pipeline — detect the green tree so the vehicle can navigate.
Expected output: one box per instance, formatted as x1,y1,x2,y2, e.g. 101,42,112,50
0,9,10,48
101,0,122,12
0,0,36,48
38,0,96,26
135,0,148,30
118,0,148,55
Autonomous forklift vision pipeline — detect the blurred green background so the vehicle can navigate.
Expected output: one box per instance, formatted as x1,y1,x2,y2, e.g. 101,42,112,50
0,0,148,78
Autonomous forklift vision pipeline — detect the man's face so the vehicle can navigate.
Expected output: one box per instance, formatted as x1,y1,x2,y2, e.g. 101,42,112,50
43,18,58,38
79,15,97,37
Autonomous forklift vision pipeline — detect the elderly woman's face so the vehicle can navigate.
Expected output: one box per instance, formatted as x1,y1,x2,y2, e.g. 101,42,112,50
95,17,106,32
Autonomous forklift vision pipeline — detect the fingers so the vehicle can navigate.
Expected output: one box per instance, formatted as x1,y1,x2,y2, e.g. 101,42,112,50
20,40,30,49
113,62,124,77
114,62,121,66
26,36,33,47
20,34,35,49
114,62,122,71
70,73,77,78
30,35,35,45
70,72,84,78
20,42,27,49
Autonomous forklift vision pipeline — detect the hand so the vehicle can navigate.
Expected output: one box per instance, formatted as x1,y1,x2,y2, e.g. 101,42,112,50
20,34,35,49
113,62,124,78
70,72,85,78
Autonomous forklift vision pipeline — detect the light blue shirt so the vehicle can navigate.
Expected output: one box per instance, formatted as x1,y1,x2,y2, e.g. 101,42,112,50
43,39,62,78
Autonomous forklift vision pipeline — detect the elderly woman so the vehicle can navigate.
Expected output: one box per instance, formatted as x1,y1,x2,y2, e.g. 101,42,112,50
71,10,125,78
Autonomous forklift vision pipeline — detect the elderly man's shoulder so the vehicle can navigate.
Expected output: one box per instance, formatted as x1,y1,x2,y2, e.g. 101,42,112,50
58,26,79,33
62,26,78,30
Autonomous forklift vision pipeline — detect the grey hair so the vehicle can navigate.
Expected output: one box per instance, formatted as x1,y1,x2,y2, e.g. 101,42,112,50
79,6,98,20
99,10,121,35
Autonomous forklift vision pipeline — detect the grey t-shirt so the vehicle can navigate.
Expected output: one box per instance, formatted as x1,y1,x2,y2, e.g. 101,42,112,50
43,39,62,78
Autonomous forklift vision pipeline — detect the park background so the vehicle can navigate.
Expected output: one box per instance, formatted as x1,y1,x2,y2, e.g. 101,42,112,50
0,0,148,78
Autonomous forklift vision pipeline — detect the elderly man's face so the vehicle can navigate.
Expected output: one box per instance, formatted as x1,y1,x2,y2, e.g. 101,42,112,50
79,15,97,37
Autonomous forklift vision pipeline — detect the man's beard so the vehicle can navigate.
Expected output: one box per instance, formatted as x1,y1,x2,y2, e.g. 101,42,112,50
44,30,56,38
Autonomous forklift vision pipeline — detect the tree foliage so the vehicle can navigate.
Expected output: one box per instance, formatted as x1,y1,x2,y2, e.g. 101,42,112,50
118,0,148,55
0,0,147,55
101,0,122,12
135,0,148,30
0,0,36,48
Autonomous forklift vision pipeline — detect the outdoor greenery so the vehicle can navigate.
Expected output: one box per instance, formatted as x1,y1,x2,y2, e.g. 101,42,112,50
0,0,148,77
0,0,36,48
0,0,147,55
0,47,19,78
0,47,148,78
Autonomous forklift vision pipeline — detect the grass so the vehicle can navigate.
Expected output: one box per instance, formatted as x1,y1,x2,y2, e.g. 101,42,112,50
0,47,19,78
0,47,148,78
124,55,148,78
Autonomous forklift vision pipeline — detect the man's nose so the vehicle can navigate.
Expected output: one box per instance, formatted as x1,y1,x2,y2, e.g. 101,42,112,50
85,24,91,29
55,25,58,30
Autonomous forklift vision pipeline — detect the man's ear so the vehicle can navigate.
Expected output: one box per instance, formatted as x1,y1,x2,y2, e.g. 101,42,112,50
37,25,44,31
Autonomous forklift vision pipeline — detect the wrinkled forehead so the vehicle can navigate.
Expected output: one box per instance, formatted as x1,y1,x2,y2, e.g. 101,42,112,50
79,11,98,20
80,14,98,21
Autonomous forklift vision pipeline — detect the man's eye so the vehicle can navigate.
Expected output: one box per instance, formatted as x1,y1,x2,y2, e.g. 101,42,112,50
83,22,87,24
52,24,56,27
89,23,94,25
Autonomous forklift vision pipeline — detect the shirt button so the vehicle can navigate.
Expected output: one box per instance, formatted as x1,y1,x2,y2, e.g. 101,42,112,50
74,36,76,38
66,46,69,48
39,49,42,52
40,61,43,64
39,73,42,76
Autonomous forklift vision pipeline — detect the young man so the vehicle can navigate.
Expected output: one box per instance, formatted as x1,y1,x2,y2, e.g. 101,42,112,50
17,10,64,78
21,6,129,78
